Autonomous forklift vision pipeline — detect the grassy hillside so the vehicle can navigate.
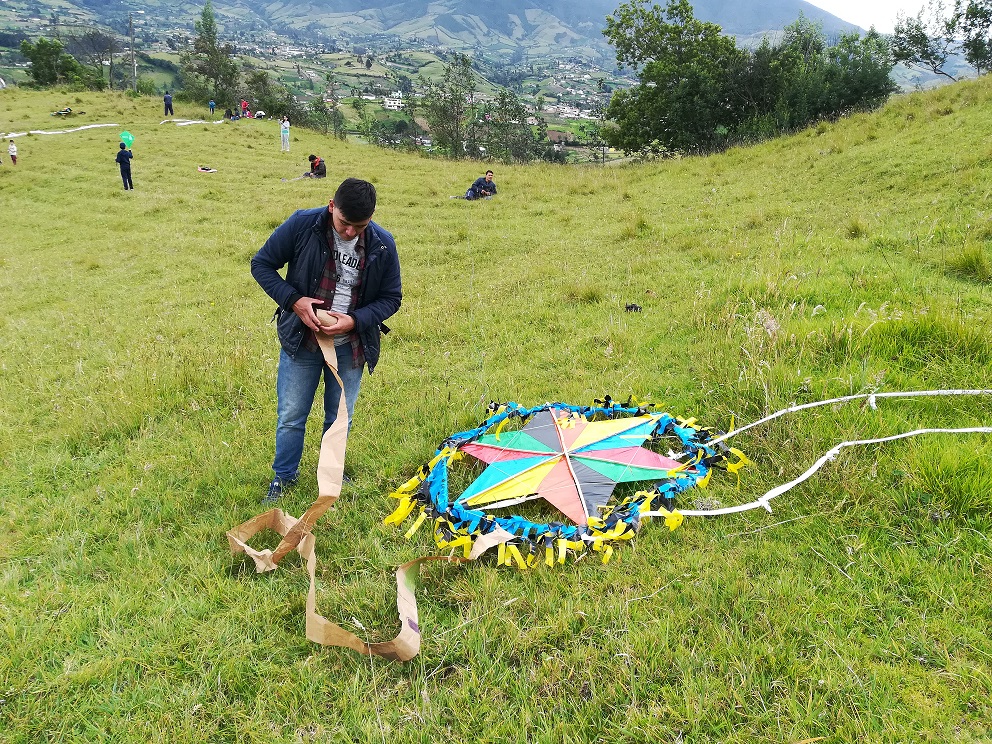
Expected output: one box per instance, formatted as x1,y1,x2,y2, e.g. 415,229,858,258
1,81,991,743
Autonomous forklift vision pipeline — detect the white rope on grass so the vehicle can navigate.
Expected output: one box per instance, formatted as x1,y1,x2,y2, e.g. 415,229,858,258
641,389,992,518
5,123,119,138
161,119,225,126
708,389,992,447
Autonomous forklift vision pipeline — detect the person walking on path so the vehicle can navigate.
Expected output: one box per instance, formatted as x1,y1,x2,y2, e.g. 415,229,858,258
164,91,174,117
250,178,402,502
116,141,134,190
7,139,16,166
280,117,291,152
209,99,216,117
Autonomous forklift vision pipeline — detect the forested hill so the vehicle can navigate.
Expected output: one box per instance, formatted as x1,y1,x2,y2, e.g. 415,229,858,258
25,0,861,59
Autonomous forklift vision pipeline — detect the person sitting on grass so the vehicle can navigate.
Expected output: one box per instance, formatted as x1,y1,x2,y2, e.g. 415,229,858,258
465,170,497,200
304,154,326,179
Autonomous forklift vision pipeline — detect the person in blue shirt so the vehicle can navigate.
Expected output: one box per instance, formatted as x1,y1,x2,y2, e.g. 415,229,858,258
465,170,497,200
115,142,134,190
164,91,174,116
209,98,216,117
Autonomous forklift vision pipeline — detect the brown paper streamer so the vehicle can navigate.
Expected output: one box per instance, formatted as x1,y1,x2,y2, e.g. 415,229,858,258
227,314,466,661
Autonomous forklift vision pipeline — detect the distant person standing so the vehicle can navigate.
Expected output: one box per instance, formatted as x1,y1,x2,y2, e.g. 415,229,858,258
164,91,174,117
280,117,291,152
8,139,16,166
116,141,134,190
209,99,216,117
241,99,249,118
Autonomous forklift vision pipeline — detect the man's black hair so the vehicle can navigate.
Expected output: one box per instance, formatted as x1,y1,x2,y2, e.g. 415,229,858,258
334,178,376,221
308,154,317,162
119,142,127,149
486,170,494,176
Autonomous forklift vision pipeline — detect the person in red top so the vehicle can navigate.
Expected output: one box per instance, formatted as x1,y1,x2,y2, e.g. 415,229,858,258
303,154,326,179
241,99,249,118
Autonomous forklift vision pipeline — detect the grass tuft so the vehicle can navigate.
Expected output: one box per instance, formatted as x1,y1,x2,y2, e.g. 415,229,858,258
846,218,869,239
947,243,992,283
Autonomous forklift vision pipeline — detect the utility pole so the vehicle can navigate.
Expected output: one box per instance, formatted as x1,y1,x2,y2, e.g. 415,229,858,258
129,13,137,92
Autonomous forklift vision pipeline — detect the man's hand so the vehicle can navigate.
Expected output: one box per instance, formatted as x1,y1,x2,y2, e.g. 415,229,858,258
292,296,327,332
315,311,356,336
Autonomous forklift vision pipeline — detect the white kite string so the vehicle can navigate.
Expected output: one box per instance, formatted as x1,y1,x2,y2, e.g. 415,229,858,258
161,118,226,126
642,389,992,518
4,123,119,138
708,388,992,447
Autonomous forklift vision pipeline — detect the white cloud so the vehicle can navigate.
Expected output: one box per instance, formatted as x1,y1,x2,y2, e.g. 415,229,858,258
804,0,945,33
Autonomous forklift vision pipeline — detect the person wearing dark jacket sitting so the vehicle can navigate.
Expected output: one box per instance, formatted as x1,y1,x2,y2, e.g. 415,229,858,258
304,154,327,179
115,141,134,190
465,170,497,200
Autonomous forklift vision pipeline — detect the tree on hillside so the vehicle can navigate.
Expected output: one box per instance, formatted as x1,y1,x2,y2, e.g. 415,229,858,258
478,89,544,163
601,2,895,155
601,0,745,154
244,69,284,114
65,29,119,89
419,53,476,158
739,18,895,134
958,0,992,73
179,0,239,103
893,0,992,77
329,106,347,140
825,30,896,110
892,1,960,81
20,36,100,88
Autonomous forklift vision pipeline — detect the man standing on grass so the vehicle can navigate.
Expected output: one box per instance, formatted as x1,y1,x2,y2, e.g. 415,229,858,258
250,178,401,502
164,91,174,117
115,141,134,190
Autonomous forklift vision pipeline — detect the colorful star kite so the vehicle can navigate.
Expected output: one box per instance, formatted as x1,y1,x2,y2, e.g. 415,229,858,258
386,399,750,568
459,407,685,525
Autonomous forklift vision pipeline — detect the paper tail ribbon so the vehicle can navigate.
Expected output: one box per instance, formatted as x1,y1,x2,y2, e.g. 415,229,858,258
227,502,467,661
226,315,459,661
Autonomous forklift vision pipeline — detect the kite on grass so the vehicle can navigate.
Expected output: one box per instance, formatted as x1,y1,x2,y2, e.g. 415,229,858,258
228,378,992,661
386,389,992,568
386,397,751,568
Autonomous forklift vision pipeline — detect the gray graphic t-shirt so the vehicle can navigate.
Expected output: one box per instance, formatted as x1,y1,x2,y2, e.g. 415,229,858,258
330,230,361,345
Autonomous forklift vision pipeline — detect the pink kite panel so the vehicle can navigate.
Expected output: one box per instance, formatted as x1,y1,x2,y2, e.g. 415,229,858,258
575,447,683,471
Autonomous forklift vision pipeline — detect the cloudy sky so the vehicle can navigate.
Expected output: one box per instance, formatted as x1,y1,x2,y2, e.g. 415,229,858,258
805,0,934,32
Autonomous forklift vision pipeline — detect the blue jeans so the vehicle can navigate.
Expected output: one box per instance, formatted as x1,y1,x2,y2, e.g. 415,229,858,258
272,344,363,482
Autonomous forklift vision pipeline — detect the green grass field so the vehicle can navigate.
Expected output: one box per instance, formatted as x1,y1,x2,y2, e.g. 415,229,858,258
1,81,991,743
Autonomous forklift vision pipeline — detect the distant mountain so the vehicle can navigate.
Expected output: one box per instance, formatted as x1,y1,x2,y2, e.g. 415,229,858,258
16,0,863,61
222,0,863,58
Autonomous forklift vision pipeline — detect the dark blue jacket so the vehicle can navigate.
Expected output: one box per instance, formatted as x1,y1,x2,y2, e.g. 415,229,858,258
470,176,496,197
115,149,133,170
250,206,401,372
